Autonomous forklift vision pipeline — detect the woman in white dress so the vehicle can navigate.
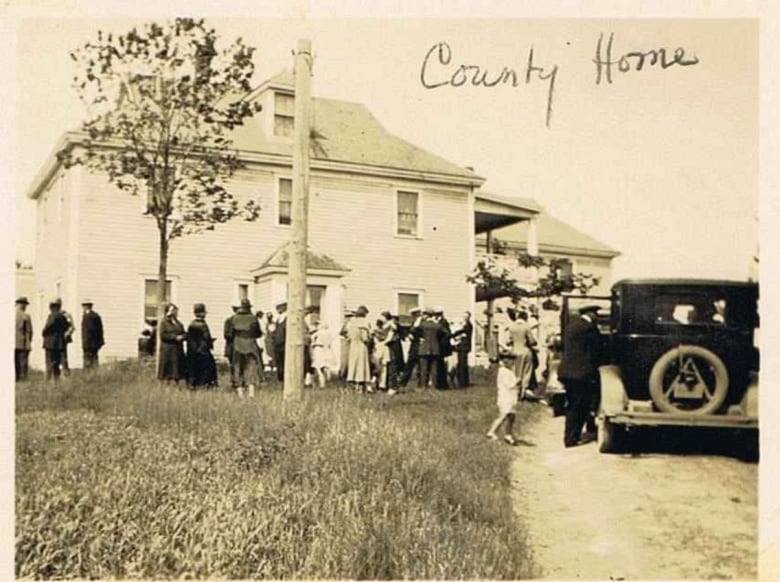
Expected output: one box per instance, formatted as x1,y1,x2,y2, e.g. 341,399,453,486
311,322,335,388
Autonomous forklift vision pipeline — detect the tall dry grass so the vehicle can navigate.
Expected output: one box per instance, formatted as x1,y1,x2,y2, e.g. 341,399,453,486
16,361,540,579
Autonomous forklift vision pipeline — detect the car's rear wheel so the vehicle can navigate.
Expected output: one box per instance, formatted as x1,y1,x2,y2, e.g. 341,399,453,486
648,345,729,415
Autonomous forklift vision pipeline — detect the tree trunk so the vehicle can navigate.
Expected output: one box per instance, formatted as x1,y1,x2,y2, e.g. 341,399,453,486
155,217,169,378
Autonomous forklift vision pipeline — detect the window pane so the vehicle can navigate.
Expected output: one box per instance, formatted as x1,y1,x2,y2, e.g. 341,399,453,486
397,191,418,235
398,293,419,316
279,178,292,201
274,92,295,116
274,115,294,137
279,178,292,224
279,202,292,225
144,279,172,320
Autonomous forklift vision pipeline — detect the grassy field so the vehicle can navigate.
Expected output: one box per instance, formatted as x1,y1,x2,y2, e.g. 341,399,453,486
16,361,541,579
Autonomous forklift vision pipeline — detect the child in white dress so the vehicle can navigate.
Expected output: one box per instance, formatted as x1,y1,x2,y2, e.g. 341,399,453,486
486,353,521,445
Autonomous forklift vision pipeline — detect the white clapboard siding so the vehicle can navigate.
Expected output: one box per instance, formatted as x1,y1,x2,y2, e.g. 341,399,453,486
30,170,74,369
68,162,473,363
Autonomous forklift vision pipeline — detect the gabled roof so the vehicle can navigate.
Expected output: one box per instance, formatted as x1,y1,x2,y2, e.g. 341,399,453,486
478,208,620,258
232,70,481,183
27,71,483,199
251,242,350,279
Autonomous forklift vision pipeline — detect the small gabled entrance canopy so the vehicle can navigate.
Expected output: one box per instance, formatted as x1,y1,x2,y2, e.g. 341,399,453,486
474,192,541,234
251,242,351,281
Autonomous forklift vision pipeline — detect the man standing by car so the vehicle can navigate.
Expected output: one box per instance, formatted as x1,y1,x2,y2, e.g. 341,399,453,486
558,304,603,447
81,299,105,370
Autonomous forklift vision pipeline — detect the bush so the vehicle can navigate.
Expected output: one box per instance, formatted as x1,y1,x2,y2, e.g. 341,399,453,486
16,362,539,579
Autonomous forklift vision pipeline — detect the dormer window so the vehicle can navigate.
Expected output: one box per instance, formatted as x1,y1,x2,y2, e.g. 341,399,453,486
274,92,295,137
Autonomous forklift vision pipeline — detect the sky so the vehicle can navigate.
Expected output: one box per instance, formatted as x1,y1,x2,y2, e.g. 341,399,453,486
10,16,759,283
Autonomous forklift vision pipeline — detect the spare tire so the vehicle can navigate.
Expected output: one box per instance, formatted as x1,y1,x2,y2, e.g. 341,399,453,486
648,345,729,415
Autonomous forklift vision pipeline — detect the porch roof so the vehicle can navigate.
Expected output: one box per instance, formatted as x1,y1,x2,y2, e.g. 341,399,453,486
474,192,541,234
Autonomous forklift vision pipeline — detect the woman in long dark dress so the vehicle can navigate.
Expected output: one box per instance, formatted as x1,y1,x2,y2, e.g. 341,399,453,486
158,303,187,384
186,303,218,389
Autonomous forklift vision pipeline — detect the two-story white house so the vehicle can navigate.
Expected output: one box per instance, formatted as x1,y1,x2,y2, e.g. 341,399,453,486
26,71,540,368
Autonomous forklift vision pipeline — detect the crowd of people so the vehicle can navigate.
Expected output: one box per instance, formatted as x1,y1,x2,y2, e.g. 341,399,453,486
14,296,104,382
16,291,601,449
145,300,476,397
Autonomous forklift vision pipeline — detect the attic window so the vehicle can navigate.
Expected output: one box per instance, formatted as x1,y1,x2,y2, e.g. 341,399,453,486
274,92,295,137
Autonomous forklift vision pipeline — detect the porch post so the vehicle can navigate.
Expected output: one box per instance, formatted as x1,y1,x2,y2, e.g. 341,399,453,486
485,229,497,359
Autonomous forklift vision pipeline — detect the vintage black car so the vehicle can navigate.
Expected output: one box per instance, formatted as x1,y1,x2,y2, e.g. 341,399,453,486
562,279,759,453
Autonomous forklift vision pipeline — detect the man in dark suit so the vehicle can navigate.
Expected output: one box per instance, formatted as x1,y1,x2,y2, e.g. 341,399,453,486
434,308,452,389
81,299,105,370
454,311,474,388
417,308,443,389
229,299,263,397
399,307,422,388
42,298,69,382
224,305,238,387
15,296,33,381
558,304,603,447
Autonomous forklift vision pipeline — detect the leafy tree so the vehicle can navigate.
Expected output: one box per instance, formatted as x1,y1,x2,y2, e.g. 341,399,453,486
59,18,262,363
467,239,600,309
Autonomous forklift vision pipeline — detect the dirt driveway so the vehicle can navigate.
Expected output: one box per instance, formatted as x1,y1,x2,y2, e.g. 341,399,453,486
511,408,758,580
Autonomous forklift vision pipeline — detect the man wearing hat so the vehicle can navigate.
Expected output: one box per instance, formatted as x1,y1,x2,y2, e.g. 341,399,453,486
223,305,239,387
81,299,104,370
229,298,262,397
184,303,217,388
399,306,423,388
417,307,445,389
15,297,33,381
557,304,603,447
42,298,69,381
271,302,287,382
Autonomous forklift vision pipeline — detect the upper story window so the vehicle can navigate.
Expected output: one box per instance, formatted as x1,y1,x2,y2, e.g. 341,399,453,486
278,178,292,226
274,92,295,137
396,190,419,237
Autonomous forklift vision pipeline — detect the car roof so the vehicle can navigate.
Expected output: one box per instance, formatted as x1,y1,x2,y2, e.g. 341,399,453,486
613,278,758,290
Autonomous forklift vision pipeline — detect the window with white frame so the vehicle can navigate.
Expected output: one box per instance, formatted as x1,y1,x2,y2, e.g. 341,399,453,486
274,92,295,137
397,292,421,316
144,278,172,320
305,285,326,324
396,190,419,236
237,283,250,302
278,177,292,225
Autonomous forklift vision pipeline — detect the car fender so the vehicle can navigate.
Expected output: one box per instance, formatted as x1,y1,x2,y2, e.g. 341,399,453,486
739,372,758,417
599,365,627,415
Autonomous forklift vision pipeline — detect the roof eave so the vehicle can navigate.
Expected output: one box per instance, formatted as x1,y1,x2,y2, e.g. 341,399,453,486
238,148,486,187
26,131,84,200
251,265,352,280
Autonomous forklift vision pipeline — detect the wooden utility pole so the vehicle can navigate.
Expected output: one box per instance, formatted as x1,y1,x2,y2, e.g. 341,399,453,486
283,39,313,401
